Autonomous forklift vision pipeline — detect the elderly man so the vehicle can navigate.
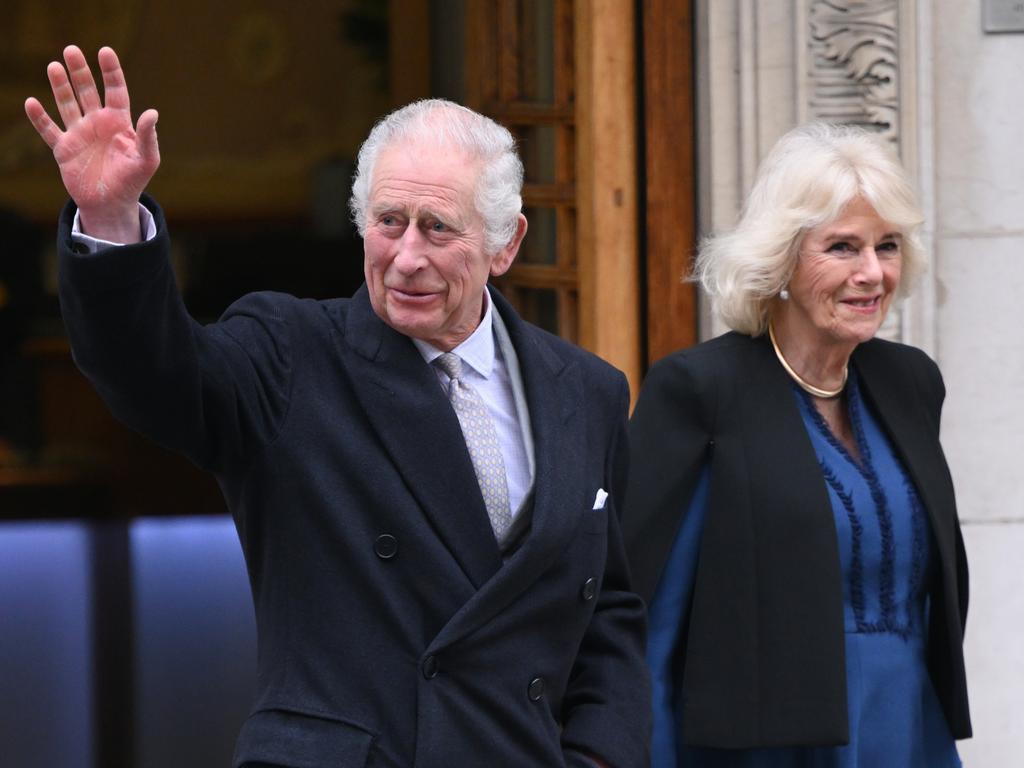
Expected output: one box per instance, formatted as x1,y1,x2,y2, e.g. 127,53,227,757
26,46,650,767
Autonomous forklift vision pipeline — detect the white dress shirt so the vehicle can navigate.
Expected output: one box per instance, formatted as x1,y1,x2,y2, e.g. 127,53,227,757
413,292,533,519
70,204,156,253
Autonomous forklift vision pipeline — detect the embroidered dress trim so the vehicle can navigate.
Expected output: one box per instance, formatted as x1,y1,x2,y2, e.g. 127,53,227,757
794,372,926,640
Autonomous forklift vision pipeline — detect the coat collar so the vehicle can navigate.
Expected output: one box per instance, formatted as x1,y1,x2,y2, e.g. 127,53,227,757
340,285,584,618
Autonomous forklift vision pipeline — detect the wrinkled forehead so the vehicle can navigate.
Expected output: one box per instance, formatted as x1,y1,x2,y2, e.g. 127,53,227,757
369,140,484,210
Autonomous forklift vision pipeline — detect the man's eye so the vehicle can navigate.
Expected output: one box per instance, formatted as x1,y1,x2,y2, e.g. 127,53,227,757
381,215,398,226
430,221,448,233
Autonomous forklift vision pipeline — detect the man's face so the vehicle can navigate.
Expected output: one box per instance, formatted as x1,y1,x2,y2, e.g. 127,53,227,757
363,141,525,351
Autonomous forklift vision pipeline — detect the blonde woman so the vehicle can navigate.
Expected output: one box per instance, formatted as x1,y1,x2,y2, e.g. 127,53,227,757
625,123,970,767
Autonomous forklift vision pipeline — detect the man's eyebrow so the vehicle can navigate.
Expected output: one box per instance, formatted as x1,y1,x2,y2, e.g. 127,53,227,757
418,207,455,222
370,201,402,215
417,208,469,231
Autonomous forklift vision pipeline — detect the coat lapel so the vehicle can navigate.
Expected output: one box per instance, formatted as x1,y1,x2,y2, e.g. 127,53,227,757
499,289,584,570
427,289,586,651
339,286,502,588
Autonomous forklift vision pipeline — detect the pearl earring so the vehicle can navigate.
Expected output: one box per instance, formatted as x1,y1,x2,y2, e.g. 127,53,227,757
780,287,790,301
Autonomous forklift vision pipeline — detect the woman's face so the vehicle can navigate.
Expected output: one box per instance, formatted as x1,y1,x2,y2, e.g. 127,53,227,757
783,196,903,351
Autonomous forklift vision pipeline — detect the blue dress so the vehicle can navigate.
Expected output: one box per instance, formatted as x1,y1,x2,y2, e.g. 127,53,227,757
646,372,961,767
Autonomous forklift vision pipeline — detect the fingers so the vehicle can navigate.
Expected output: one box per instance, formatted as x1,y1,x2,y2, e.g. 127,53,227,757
46,59,82,129
63,45,102,114
97,46,131,113
29,45,140,152
24,97,62,151
136,109,161,168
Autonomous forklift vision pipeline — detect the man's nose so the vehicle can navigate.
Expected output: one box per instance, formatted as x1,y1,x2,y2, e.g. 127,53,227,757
393,224,428,274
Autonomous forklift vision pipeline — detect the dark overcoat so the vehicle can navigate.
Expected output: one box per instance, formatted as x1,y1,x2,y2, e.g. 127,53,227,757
58,199,651,768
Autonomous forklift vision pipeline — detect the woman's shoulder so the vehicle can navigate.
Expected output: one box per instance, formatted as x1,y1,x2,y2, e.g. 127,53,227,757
644,332,762,390
855,336,942,383
637,331,762,416
649,331,759,374
855,337,945,408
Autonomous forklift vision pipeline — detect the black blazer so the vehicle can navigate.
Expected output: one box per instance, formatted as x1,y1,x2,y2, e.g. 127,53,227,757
58,199,651,768
623,331,970,748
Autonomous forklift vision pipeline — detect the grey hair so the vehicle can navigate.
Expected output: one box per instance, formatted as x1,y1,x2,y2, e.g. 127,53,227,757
695,122,926,336
349,99,524,254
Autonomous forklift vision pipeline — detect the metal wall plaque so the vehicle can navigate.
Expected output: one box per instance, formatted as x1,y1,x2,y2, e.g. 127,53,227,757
984,0,1024,32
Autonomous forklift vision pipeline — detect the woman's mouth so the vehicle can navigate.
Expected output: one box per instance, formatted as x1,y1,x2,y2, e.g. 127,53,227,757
841,295,882,311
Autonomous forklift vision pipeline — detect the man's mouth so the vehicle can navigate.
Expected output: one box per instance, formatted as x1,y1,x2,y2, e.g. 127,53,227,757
388,287,439,302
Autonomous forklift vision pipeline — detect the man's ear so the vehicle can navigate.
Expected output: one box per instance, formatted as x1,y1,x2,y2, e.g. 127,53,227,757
489,214,528,277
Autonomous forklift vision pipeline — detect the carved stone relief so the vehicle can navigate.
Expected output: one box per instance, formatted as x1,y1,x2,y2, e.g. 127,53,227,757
806,0,900,146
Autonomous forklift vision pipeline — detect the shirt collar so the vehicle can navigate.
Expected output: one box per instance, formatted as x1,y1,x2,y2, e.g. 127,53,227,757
412,289,496,378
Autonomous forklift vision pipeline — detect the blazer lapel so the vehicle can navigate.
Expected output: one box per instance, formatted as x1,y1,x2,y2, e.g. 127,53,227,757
852,343,957,567
339,286,502,588
738,335,841,560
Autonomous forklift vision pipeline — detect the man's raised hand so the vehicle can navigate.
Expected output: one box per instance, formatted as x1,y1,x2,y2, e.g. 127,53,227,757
24,45,160,244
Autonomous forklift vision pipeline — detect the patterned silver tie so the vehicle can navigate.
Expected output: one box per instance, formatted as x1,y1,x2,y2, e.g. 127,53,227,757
434,353,512,541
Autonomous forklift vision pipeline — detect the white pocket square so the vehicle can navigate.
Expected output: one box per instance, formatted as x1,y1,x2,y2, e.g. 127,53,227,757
592,488,609,510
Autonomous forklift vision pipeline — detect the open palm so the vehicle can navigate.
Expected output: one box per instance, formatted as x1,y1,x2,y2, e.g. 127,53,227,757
25,45,159,242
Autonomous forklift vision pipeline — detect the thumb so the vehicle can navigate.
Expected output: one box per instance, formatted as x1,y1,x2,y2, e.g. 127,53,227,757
136,108,160,166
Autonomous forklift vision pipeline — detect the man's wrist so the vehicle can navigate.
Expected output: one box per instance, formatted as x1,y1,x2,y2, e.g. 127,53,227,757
71,203,156,253
77,204,143,244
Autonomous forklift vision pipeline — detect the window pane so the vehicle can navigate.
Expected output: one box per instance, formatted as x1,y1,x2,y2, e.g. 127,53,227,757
515,287,559,334
518,0,555,102
520,207,557,265
514,124,557,184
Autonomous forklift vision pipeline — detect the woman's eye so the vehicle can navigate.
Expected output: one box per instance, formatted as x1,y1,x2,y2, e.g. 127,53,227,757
827,241,855,254
877,240,900,255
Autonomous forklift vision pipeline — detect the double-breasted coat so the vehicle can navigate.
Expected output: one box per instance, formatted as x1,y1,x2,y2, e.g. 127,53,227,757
58,198,651,768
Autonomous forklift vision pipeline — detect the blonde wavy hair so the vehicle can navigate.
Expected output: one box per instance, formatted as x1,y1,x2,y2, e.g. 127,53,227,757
695,122,925,336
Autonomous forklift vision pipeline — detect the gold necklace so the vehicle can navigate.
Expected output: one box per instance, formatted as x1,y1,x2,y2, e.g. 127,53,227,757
768,322,847,399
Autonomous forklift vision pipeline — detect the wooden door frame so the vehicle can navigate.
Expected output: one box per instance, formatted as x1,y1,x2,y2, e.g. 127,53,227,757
575,0,642,397
396,0,698,387
641,0,698,367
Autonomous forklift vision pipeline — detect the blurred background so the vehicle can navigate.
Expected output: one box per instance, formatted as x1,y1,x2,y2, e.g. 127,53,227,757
1,1,1020,766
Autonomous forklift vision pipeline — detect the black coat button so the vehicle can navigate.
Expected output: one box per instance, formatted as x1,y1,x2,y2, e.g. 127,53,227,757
71,242,90,255
528,677,545,701
581,577,597,601
422,655,439,679
374,534,398,560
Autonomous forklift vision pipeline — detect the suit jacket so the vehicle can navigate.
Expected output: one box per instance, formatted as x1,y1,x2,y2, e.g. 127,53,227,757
623,331,970,748
58,199,651,768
